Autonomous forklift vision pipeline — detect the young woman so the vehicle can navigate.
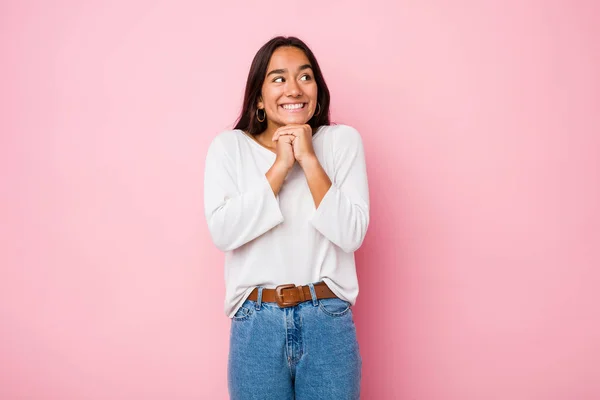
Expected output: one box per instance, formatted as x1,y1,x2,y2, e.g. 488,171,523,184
204,36,370,399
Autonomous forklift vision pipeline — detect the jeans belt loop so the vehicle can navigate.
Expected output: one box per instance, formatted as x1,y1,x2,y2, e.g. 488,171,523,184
255,287,264,310
307,283,319,306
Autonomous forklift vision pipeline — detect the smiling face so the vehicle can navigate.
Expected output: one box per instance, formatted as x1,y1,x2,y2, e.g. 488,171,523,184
257,46,319,130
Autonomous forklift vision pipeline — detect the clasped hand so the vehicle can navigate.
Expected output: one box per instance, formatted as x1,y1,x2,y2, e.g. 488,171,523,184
272,124,316,171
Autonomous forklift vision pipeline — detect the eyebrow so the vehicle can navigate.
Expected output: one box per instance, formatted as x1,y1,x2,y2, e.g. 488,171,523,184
266,64,313,77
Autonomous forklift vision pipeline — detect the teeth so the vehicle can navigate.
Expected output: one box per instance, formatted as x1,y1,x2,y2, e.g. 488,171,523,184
282,103,304,110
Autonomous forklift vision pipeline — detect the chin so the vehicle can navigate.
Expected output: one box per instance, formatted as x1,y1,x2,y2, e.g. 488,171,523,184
283,116,309,125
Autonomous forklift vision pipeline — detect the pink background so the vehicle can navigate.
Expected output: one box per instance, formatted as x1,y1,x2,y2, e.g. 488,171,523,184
2,1,599,399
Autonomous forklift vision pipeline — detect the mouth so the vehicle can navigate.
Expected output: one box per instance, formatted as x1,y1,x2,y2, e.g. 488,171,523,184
279,103,307,112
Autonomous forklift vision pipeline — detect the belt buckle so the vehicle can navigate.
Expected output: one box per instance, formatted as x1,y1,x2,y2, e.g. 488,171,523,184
275,284,299,308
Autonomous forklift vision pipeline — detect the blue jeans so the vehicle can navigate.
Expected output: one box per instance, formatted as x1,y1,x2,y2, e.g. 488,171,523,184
228,283,362,399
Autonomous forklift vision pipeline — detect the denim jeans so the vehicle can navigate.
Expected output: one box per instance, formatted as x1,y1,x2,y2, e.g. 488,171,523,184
228,283,362,399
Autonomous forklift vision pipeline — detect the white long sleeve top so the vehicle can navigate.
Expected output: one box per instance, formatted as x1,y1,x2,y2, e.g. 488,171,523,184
203,124,370,317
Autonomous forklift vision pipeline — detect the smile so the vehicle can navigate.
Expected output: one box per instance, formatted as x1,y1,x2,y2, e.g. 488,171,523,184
280,103,306,111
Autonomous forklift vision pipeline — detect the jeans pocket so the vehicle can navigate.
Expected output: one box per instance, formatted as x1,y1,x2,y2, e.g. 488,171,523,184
318,298,351,317
231,303,253,321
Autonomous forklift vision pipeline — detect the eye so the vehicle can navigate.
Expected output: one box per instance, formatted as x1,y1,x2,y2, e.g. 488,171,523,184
300,74,312,81
273,76,284,83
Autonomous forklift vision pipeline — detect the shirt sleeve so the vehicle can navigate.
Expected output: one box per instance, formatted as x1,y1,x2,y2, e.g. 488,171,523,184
309,126,370,253
203,134,284,252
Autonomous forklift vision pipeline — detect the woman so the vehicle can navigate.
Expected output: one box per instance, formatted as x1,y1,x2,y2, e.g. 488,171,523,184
204,36,370,399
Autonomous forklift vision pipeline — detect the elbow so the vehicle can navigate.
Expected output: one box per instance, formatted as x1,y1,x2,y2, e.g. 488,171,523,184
210,233,240,252
339,234,366,253
209,231,232,252
207,218,238,252
339,212,369,253
340,242,362,254
212,237,234,252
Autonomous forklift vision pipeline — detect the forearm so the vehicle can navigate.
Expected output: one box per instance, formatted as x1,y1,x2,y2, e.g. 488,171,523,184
266,161,291,197
300,156,332,208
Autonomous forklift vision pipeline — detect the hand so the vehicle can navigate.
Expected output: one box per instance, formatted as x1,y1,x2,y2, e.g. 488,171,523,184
272,124,316,166
273,131,295,172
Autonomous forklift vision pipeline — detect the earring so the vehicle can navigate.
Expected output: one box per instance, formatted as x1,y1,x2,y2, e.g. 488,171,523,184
256,108,266,122
314,103,321,116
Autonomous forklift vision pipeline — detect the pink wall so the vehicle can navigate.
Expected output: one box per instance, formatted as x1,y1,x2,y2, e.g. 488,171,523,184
2,1,599,399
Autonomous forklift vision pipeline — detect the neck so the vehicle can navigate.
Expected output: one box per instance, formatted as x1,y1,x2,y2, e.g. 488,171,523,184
256,122,280,148
255,130,277,150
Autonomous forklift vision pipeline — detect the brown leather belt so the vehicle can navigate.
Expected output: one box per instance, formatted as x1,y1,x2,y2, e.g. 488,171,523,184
247,282,338,308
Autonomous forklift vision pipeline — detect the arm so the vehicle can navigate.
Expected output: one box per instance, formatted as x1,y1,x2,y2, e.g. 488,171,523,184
299,156,332,208
307,126,370,253
203,136,284,251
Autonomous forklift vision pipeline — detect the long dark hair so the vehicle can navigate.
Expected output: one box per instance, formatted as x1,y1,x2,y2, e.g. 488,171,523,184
234,36,331,135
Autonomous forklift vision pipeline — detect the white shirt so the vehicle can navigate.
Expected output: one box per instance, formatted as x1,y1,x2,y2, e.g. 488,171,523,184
203,124,370,317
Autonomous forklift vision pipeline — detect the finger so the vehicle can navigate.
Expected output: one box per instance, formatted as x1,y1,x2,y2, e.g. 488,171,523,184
279,135,294,143
280,135,294,145
276,129,302,141
272,128,290,141
276,125,303,134
272,128,287,141
282,124,311,137
273,131,296,141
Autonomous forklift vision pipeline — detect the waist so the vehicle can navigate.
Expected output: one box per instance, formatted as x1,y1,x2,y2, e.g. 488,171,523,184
248,282,338,308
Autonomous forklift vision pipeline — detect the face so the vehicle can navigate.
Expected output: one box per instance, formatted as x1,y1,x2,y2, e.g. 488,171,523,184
258,46,319,129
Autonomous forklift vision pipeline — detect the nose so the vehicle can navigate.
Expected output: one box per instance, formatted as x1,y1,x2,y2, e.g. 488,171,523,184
285,80,303,97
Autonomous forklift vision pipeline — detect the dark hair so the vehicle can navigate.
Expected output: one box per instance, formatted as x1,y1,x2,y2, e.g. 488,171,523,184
234,36,331,135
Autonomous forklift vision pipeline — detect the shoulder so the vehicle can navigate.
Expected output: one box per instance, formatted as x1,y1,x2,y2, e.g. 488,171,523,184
322,124,362,140
206,129,245,157
205,129,246,165
210,129,244,149
321,124,364,150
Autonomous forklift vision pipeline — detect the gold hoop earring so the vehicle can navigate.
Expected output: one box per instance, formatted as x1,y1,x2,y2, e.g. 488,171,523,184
314,103,321,117
256,108,266,122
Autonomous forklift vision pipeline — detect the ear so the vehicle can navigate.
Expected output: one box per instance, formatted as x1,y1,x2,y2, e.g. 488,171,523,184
257,96,264,109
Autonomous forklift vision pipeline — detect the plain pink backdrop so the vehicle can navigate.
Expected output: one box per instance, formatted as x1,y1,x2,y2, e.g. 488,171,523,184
1,1,599,399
